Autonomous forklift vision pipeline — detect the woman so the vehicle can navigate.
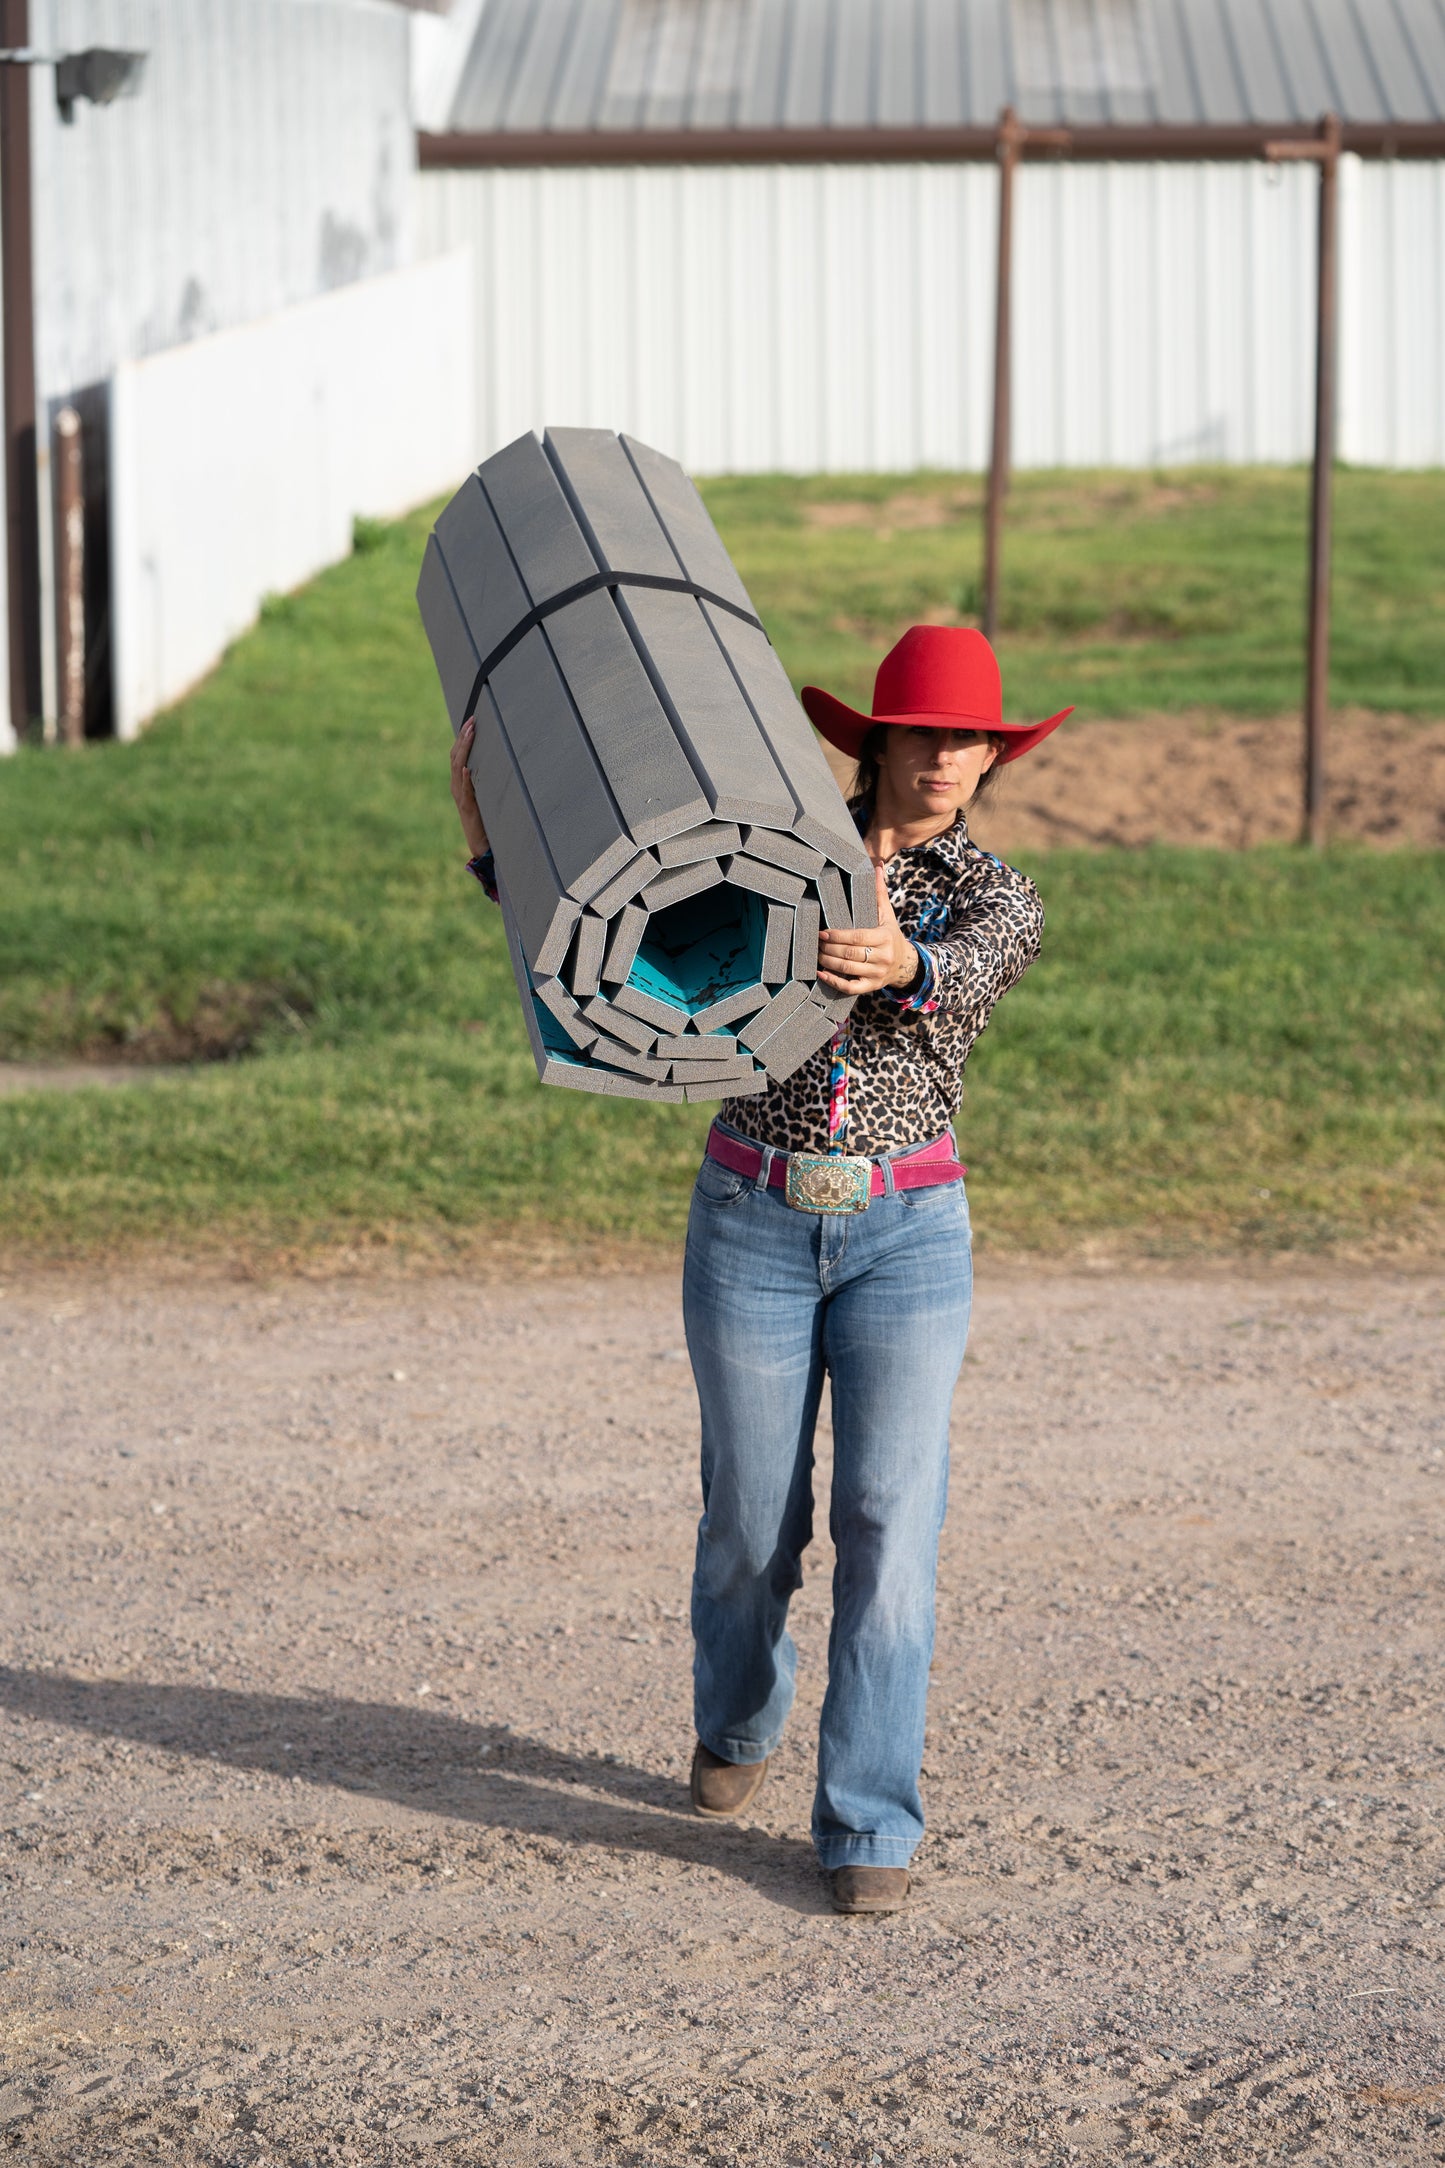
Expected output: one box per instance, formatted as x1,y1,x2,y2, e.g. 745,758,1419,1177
450,624,1070,1916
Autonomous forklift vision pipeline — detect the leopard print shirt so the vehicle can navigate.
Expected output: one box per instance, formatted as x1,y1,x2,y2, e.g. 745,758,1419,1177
719,812,1043,1156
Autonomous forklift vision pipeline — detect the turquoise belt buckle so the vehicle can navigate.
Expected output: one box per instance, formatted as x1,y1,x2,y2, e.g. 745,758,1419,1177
784,1153,873,1214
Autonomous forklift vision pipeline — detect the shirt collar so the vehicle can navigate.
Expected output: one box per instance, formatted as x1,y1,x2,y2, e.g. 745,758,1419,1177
851,800,973,871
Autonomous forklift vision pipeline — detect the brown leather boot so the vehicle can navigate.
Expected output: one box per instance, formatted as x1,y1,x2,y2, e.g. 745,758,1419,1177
830,1866,910,1915
689,1741,769,1818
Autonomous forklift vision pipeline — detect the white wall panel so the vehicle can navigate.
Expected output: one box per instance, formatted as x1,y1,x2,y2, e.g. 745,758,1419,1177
681,166,729,471
1341,157,1445,468
31,0,413,403
109,253,474,739
773,168,825,472
417,156,1444,475
634,173,685,461
1152,163,1201,459
728,167,778,470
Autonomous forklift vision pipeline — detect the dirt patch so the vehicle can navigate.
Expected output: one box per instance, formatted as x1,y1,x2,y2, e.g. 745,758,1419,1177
1,1264,1441,2165
5,981,308,1070
805,488,979,535
824,712,1445,851
799,477,1224,536
1020,473,1228,527
0,1062,192,1096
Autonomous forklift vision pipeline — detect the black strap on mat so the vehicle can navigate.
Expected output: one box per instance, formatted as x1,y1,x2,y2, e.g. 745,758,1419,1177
461,571,765,727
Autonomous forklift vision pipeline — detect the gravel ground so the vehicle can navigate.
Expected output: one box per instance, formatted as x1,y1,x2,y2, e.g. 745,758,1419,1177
1,1261,1442,2167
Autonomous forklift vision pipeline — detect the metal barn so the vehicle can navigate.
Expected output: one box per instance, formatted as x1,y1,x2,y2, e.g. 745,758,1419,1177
5,0,1443,754
414,0,1445,477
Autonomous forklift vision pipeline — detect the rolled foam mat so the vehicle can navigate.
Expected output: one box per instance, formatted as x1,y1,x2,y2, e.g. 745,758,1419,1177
418,427,876,1099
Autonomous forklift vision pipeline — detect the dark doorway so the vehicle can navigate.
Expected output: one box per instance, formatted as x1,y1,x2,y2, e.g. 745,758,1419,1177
50,379,113,738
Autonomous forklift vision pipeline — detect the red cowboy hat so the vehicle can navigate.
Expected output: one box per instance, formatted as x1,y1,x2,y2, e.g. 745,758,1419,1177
801,625,1072,765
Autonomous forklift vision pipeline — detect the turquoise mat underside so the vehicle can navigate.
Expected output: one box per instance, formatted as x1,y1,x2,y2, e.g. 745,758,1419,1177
628,887,767,1016
531,996,588,1063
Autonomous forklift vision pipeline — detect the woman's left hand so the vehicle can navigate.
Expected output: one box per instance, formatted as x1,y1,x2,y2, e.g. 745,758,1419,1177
816,866,919,995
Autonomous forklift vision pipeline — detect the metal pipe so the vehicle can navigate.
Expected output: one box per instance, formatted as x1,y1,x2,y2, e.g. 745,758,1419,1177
0,0,41,739
1268,114,1342,848
417,118,1445,171
979,113,1066,644
55,404,83,747
982,109,1018,643
1305,117,1342,849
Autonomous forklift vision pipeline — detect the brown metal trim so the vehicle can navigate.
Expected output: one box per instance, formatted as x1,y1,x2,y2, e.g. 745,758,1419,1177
422,125,991,167
418,118,1445,170
0,0,41,737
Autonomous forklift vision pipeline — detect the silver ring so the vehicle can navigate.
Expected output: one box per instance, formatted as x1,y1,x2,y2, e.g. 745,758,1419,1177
862,945,873,962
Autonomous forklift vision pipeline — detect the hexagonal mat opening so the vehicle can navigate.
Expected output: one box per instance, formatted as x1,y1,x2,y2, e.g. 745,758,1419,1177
629,883,768,1017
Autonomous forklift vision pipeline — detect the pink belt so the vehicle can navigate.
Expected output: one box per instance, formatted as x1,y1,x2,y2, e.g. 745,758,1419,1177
706,1122,965,1215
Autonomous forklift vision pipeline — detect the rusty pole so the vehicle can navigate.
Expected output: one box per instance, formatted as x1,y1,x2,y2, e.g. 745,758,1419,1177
0,0,42,739
55,404,84,746
1304,115,1342,849
982,108,1019,643
980,113,1067,644
1267,113,1342,847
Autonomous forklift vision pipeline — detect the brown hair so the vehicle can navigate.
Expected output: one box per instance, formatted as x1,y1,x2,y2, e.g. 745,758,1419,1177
846,725,1009,818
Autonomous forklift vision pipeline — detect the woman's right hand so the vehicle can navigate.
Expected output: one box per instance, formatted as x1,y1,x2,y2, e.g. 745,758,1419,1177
450,716,490,858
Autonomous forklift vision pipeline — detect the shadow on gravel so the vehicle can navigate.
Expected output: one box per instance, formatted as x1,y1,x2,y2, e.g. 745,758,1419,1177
0,1668,824,1911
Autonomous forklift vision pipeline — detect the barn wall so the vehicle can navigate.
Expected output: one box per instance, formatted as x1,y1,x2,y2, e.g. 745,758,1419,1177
109,253,474,740
13,0,416,742
30,0,414,405
416,156,1445,473
1340,156,1445,469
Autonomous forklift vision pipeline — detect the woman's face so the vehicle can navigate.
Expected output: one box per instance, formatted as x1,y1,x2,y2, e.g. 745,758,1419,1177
875,725,998,820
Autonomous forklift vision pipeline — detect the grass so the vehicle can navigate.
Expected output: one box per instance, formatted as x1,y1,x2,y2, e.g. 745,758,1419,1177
0,469,1441,1269
710,465,1445,720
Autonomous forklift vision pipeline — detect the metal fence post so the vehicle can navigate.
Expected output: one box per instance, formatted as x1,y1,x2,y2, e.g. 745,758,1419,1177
980,112,1069,647
982,108,1019,643
1304,114,1342,849
1266,113,1342,847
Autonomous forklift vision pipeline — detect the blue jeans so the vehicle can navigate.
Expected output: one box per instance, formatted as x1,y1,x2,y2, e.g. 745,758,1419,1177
682,1128,973,1869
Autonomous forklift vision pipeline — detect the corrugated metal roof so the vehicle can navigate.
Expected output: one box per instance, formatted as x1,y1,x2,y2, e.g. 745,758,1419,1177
443,0,1445,136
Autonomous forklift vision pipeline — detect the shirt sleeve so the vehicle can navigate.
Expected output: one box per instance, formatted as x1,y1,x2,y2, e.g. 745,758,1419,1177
466,851,499,904
915,860,1044,1023
882,941,939,1014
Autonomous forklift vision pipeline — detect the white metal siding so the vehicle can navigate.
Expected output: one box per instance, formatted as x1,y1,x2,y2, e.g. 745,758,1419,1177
417,155,1445,473
30,0,414,403
1341,155,1445,468
110,252,475,739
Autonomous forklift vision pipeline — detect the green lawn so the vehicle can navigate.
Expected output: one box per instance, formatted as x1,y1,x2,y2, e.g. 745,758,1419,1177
712,465,1445,720
0,471,1441,1267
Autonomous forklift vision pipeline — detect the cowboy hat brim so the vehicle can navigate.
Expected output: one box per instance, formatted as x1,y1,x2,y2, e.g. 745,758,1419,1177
802,686,1074,766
